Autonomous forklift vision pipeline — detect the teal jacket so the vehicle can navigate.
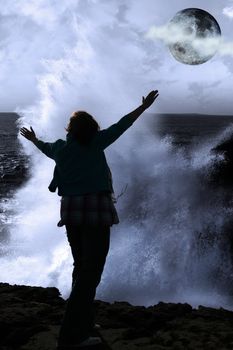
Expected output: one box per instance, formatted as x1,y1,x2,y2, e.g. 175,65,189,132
35,114,134,196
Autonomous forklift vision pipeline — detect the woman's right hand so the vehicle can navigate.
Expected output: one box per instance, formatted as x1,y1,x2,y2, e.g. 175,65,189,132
142,90,159,109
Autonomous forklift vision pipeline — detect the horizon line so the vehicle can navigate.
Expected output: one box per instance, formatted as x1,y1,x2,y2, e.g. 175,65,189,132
0,111,233,117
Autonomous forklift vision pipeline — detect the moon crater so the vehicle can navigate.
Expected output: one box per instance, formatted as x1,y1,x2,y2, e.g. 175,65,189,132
168,8,221,65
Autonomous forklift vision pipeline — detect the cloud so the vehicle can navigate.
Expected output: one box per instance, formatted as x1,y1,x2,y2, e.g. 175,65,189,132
223,6,233,19
146,23,233,58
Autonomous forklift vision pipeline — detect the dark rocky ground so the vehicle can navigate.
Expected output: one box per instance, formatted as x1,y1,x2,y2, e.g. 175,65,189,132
1,283,233,350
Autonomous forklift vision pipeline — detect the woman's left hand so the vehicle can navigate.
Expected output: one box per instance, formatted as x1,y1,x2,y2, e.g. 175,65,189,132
20,126,37,142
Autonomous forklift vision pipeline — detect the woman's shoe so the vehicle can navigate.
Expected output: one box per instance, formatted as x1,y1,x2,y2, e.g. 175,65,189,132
77,336,102,347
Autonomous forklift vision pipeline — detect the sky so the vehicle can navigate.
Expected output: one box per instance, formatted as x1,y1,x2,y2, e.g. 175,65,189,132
0,0,233,115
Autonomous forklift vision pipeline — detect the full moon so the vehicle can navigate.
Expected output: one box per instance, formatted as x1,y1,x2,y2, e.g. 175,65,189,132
168,8,221,65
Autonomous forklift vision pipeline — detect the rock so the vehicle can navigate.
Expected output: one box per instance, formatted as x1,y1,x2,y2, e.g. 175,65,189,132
0,283,65,349
210,137,233,188
1,282,233,349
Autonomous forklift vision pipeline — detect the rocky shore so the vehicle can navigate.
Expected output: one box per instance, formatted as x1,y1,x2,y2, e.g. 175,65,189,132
1,283,233,349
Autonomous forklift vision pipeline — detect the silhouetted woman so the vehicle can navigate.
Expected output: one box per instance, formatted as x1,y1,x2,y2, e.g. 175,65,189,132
20,90,159,349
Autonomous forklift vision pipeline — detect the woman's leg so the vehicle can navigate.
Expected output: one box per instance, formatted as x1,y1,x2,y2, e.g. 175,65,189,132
66,225,83,288
57,224,110,345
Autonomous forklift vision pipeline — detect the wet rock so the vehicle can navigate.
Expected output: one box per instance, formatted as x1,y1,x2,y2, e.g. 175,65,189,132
1,283,233,349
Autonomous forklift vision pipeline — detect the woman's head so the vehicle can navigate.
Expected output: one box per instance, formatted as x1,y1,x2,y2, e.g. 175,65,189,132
66,111,100,145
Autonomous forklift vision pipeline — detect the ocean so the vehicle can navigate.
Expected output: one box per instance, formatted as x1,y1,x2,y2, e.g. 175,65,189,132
153,113,233,147
0,114,29,243
0,113,28,196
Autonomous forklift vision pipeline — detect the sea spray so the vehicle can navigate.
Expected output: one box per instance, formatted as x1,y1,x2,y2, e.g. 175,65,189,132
2,118,233,310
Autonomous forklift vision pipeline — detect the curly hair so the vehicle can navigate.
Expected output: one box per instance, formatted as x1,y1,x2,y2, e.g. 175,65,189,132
66,111,100,145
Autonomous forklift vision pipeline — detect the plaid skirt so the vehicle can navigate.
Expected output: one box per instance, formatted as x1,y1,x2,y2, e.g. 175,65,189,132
57,192,119,227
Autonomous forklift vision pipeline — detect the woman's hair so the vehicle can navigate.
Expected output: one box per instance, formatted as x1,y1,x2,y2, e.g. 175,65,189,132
66,111,100,145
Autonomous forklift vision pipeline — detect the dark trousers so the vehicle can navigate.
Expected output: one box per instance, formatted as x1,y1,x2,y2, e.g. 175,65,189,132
58,224,110,345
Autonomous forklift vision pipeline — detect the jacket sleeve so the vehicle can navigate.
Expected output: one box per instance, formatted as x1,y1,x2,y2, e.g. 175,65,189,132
94,115,134,149
34,139,63,160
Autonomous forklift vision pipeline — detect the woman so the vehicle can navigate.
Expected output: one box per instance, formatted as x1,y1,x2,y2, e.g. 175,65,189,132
20,90,159,349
